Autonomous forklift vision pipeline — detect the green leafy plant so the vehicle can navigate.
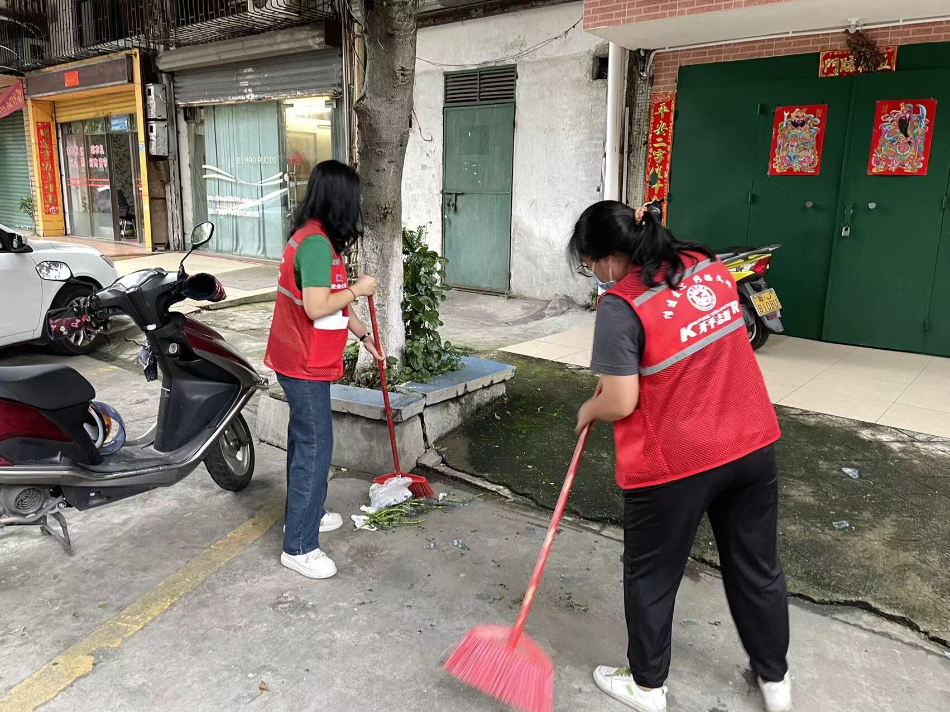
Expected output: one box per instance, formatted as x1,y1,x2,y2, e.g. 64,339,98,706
341,225,462,389
17,196,34,222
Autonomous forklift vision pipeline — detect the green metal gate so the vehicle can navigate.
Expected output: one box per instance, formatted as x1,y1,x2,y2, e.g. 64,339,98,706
0,111,33,230
668,47,950,354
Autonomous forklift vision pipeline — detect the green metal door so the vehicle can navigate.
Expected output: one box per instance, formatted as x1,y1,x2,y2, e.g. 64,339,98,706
823,71,950,352
0,111,33,230
746,79,854,339
922,168,950,356
666,84,760,248
443,103,514,292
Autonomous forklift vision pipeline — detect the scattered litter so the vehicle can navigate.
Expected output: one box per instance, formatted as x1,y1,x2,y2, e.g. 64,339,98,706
351,514,377,531
681,618,700,627
842,467,861,479
368,476,413,511
833,520,851,530
944,651,950,660
526,526,537,534
709,620,722,627
494,413,501,420
259,681,269,693
424,539,437,550
453,539,470,550
438,492,447,502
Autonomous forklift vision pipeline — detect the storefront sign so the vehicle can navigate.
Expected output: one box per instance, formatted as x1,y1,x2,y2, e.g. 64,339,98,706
110,115,129,132
868,99,937,176
35,122,61,215
769,105,828,175
0,81,25,119
26,56,133,98
819,47,897,77
645,91,676,221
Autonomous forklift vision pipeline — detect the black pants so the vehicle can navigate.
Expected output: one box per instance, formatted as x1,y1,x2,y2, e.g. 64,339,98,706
622,445,789,688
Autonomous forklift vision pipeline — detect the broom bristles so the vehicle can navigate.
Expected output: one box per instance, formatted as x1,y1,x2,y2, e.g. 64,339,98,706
444,625,554,712
409,479,434,499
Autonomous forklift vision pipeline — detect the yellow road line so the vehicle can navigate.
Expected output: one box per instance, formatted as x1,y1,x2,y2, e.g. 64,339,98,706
0,499,284,712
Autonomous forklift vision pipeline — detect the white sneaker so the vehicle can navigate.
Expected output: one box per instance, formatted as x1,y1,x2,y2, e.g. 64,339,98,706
280,549,337,579
593,666,667,712
759,673,792,712
281,511,344,534
320,511,343,532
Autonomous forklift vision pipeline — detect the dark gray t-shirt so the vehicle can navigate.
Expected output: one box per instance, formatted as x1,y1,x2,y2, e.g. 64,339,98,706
590,294,644,376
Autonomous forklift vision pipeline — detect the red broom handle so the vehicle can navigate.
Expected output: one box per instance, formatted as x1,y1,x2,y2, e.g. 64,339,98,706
368,296,402,473
508,421,593,648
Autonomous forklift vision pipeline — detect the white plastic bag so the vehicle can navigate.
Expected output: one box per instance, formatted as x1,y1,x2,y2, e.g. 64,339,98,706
368,476,413,511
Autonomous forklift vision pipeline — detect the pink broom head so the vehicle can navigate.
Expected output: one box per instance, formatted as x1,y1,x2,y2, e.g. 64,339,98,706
444,625,554,712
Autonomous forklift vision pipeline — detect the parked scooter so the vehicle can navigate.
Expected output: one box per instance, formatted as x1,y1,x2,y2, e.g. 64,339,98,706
0,223,267,553
716,244,784,350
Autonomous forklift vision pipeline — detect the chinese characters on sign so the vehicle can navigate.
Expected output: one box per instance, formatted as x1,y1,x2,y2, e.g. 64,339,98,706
35,122,61,216
819,46,897,77
769,105,828,175
0,81,25,120
88,144,108,170
868,99,938,176
644,91,676,221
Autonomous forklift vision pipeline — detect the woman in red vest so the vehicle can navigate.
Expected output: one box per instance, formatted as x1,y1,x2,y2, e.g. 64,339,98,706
264,161,382,580
569,201,790,712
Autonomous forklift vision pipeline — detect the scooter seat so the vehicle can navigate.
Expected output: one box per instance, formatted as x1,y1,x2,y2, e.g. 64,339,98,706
0,365,95,411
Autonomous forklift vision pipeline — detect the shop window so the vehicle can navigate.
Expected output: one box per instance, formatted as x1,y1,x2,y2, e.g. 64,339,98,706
187,96,339,261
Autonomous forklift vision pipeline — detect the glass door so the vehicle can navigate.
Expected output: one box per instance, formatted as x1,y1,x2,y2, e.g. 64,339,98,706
62,122,94,237
107,114,142,242
83,118,114,240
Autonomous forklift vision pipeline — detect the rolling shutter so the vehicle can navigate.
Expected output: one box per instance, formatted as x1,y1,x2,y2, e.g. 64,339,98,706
54,90,138,123
0,111,33,230
174,50,342,105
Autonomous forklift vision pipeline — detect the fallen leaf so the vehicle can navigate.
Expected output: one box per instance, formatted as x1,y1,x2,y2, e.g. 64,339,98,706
259,681,269,692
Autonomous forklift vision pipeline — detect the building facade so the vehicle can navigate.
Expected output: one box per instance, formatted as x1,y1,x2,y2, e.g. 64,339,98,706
0,0,342,253
403,1,609,303
584,0,950,356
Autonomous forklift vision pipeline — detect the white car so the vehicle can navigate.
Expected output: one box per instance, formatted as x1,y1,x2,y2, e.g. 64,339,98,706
0,224,119,355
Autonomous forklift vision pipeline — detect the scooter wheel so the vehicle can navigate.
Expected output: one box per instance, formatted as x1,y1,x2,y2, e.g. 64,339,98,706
205,414,255,492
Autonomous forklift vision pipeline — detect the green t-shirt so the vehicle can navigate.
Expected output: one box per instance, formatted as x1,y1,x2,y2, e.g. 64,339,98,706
294,235,333,290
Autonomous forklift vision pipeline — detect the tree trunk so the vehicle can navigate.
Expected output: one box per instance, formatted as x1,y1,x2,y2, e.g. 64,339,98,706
354,0,419,371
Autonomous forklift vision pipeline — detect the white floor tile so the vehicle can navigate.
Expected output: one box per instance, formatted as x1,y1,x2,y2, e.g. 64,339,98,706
878,403,950,438
501,340,584,360
779,385,893,424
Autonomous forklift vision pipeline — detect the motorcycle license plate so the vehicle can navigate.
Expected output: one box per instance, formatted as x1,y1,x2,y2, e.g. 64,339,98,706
751,289,782,316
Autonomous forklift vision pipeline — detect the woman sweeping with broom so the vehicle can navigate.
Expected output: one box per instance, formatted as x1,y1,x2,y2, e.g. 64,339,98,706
570,201,791,712
264,160,383,580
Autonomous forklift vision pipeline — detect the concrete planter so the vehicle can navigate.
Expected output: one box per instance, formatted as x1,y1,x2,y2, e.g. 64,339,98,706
256,357,515,475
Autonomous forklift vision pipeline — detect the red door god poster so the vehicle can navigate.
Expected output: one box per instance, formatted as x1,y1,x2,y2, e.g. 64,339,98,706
769,105,828,176
868,99,937,176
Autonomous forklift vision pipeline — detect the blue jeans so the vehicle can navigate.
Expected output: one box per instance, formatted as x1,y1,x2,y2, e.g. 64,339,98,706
276,374,333,556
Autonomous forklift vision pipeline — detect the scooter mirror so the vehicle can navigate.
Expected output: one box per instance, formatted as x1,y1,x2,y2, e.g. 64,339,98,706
190,222,214,248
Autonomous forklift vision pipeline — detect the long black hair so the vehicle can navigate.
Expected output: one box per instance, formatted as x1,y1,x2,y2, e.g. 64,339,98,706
568,200,714,289
290,160,362,255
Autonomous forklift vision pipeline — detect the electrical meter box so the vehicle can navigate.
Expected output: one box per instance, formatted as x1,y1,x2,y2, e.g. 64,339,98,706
147,122,169,157
145,84,168,120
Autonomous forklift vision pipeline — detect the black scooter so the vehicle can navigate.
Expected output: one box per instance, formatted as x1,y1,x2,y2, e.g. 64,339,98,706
0,223,267,553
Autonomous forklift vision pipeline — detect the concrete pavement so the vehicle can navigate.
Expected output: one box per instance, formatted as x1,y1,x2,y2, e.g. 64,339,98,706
1,352,949,710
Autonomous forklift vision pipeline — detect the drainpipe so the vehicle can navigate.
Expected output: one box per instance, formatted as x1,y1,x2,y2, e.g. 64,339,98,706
603,42,625,202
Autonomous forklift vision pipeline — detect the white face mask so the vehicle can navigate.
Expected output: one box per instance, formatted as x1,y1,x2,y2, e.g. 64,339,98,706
592,263,615,290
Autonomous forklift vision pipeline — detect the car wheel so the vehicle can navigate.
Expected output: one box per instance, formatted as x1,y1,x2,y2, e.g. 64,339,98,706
49,283,103,356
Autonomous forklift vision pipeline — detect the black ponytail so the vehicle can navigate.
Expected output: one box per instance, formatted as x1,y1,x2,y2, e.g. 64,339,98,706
568,200,714,289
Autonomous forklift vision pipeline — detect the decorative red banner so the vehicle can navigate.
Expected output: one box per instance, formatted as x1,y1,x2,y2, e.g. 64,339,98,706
645,91,676,221
768,104,828,176
819,46,897,77
35,122,61,215
0,81,25,119
868,99,937,176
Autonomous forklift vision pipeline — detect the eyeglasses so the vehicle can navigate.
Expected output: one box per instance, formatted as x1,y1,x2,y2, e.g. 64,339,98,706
575,263,594,278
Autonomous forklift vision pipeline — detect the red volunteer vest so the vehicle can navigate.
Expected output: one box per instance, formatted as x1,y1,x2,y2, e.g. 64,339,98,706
604,254,780,489
264,220,350,381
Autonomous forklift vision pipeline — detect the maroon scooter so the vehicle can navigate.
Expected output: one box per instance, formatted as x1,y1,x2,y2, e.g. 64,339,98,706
0,223,267,553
